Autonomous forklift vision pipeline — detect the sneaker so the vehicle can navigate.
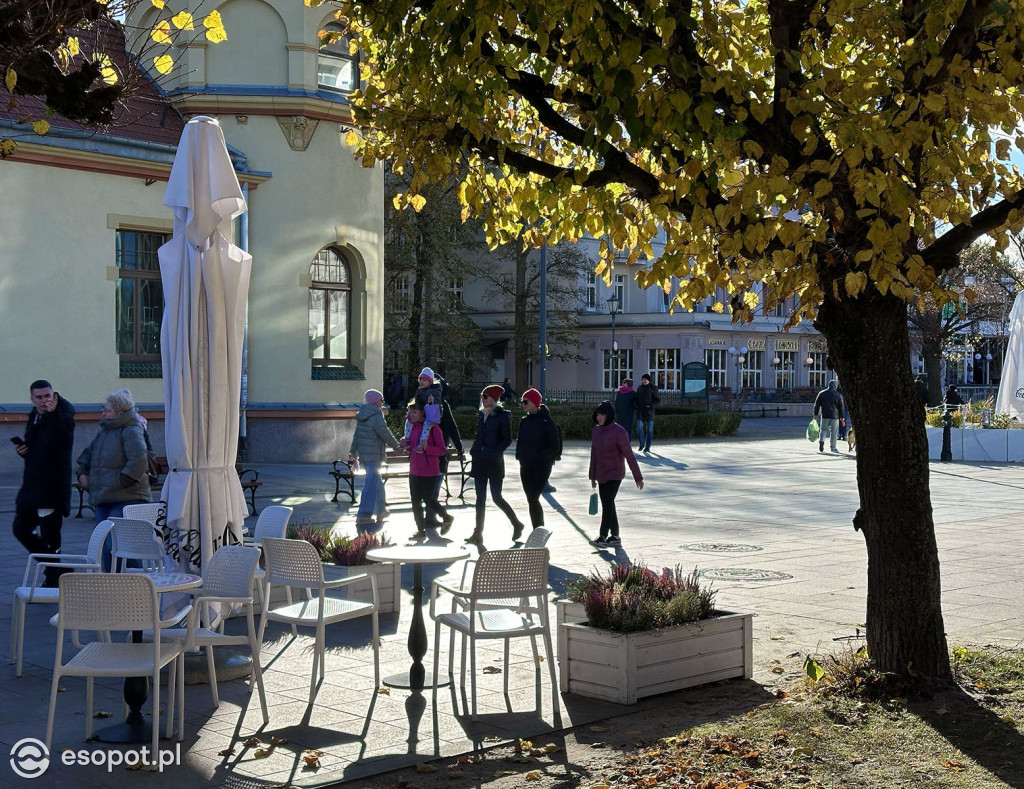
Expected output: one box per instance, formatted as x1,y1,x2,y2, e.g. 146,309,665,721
831,447,840,453
591,537,608,547
377,508,391,521
819,442,824,453
355,515,375,526
511,521,525,542
440,514,455,536
465,532,483,545
605,535,622,546
412,530,427,540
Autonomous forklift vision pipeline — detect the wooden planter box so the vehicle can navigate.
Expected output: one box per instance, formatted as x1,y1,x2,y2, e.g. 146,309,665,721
556,600,752,704
323,562,401,614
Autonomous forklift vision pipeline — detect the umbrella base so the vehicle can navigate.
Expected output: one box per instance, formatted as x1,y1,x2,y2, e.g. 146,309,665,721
183,647,253,685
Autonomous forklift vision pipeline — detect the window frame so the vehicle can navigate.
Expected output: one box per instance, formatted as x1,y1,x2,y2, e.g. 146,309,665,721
742,350,764,388
317,24,360,93
775,350,796,389
309,247,353,367
808,351,829,389
394,275,409,314
116,228,168,364
648,348,681,392
603,348,633,390
585,271,597,310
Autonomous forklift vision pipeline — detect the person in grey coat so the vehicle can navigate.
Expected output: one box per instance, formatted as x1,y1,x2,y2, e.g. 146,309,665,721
347,389,401,526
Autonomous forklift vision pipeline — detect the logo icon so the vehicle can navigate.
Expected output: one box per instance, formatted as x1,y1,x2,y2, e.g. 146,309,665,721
10,738,49,779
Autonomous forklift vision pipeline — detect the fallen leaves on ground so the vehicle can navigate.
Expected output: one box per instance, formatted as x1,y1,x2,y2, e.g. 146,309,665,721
415,763,438,773
302,749,323,768
525,769,542,780
92,711,113,718
942,760,969,771
483,666,502,674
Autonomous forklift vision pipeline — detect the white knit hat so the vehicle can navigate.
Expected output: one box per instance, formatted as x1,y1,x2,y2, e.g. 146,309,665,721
418,367,435,381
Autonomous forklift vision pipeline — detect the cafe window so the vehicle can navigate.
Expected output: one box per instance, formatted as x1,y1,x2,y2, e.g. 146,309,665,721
648,348,680,392
775,351,796,389
603,349,633,391
704,348,728,388
116,229,168,378
317,24,359,92
742,350,764,388
808,351,829,388
309,247,352,367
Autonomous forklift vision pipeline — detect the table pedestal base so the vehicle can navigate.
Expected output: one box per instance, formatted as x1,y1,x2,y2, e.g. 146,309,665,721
383,670,452,690
93,721,156,744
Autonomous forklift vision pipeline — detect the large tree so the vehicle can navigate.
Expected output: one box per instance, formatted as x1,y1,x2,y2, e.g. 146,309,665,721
909,242,1023,405
336,0,1024,680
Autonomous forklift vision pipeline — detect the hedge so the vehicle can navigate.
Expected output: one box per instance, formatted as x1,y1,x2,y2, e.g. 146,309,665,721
385,408,740,441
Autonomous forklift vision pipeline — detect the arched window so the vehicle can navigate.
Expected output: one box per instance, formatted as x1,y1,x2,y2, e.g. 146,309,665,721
317,24,358,92
309,247,351,366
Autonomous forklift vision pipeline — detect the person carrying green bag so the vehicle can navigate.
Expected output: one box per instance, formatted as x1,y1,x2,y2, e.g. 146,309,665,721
588,401,643,548
806,418,820,442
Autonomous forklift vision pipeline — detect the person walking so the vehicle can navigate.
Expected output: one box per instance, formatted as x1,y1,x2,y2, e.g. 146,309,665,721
500,378,517,405
424,373,464,526
11,380,76,587
813,379,846,454
76,388,152,570
514,388,560,531
347,389,401,526
634,373,660,452
588,401,643,547
614,378,637,442
466,385,526,545
403,401,455,539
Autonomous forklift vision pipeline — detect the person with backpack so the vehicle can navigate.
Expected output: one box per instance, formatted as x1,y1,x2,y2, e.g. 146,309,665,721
634,373,660,453
466,384,525,545
515,388,561,531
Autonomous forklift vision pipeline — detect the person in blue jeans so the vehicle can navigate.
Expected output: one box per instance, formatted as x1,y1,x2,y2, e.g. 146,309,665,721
348,389,401,526
634,373,660,453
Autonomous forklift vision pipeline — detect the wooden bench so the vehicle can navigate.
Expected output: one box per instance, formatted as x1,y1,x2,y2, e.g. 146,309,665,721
73,455,262,517
329,448,469,504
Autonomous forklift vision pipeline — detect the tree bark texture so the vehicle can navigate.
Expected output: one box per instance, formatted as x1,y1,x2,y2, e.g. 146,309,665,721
816,290,951,680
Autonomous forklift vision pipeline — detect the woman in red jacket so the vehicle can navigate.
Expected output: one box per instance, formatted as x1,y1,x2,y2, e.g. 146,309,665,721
589,401,643,547
402,401,455,539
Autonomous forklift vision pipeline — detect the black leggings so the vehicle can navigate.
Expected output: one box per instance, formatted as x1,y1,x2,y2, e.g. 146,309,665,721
598,479,622,538
410,475,448,532
474,466,521,532
12,508,64,582
519,464,552,528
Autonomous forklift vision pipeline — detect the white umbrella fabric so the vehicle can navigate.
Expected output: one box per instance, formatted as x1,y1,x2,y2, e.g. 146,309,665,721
158,116,251,573
995,291,1024,420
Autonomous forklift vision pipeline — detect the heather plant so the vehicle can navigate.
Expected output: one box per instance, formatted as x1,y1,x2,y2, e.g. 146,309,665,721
330,532,392,566
568,562,718,633
286,522,337,561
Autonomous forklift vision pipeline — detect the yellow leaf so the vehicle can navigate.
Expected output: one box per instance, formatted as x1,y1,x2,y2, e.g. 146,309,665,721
711,301,724,313
151,0,165,7
66,37,80,56
344,130,359,147
153,54,174,75
205,27,228,43
0,138,17,158
203,10,223,29
305,0,326,5
922,94,945,113
526,770,542,780
151,21,172,45
31,119,50,136
410,194,427,212
995,139,1010,160
4,68,15,92
95,54,118,85
171,11,194,30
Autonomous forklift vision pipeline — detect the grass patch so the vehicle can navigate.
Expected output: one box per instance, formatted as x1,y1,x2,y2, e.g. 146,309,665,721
593,645,1024,789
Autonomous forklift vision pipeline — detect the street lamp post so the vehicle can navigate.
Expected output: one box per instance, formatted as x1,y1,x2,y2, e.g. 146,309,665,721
607,294,621,386
729,345,747,392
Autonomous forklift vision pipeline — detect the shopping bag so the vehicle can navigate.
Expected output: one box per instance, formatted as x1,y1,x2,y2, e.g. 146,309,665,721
588,492,599,515
806,419,820,442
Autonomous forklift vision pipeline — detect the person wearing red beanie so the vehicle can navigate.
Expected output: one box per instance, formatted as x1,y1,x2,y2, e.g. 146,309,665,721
466,386,525,544
514,388,561,530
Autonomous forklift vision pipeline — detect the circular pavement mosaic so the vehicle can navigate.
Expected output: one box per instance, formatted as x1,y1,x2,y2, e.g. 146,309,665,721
699,568,793,582
681,542,764,554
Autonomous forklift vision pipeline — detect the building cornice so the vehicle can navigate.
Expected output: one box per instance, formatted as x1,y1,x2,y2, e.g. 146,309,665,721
170,89,357,125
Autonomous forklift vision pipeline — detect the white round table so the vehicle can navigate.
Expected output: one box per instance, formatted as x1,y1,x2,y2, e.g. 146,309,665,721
366,545,469,689
94,571,202,744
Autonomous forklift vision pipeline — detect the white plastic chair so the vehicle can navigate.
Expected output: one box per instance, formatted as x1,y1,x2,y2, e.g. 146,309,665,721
243,505,293,616
122,502,164,528
45,573,189,757
161,545,269,722
443,527,553,608
257,537,380,704
430,548,556,720
10,520,112,676
110,517,164,572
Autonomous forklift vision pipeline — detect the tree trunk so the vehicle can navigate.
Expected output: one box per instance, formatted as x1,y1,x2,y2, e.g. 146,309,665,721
816,290,951,680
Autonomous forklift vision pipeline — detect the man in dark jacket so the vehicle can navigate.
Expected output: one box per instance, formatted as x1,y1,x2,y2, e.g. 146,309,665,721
634,373,660,453
813,379,846,453
614,378,637,442
11,380,76,586
515,388,561,530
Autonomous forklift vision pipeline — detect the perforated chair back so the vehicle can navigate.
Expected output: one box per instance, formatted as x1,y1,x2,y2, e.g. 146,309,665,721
203,545,261,599
470,548,549,601
260,538,325,588
122,502,164,526
58,572,159,632
110,517,164,570
524,527,552,549
87,520,115,566
252,506,293,544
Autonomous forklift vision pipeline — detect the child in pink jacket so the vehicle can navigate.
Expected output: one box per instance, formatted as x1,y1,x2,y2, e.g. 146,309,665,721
403,401,455,539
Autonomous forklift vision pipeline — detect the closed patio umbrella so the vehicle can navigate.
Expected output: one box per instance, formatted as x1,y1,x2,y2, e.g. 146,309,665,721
158,116,251,572
995,291,1024,421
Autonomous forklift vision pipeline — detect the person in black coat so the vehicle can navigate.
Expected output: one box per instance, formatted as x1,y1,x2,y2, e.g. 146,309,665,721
515,388,561,530
614,378,637,442
466,385,525,545
11,380,76,586
634,373,660,452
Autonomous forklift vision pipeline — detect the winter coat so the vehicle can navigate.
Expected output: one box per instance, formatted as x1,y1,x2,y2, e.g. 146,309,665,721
75,409,151,505
469,405,512,478
408,422,447,477
813,383,846,420
515,405,560,467
589,422,643,484
16,395,76,515
348,403,400,464
634,382,660,421
614,386,636,423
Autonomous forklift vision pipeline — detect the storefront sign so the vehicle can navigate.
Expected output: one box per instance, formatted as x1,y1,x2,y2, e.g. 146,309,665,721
775,339,799,351
707,338,727,346
747,339,766,351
